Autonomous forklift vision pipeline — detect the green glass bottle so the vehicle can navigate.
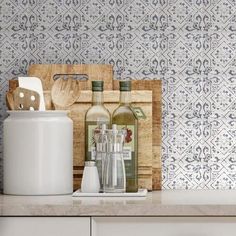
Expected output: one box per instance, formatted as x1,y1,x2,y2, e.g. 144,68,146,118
85,81,111,161
112,81,138,192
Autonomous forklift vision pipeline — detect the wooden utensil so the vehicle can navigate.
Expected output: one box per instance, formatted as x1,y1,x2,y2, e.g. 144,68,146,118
28,64,113,90
9,79,19,92
8,78,50,110
6,91,15,110
18,77,45,111
13,87,40,111
51,76,80,109
114,80,162,190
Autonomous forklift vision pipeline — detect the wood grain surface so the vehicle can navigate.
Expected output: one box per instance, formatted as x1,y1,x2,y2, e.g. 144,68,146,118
6,91,14,110
113,80,162,190
51,77,80,109
28,64,113,90
44,90,153,191
13,87,40,111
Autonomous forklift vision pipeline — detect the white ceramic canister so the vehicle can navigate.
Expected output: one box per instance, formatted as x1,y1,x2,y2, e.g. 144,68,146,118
3,111,73,195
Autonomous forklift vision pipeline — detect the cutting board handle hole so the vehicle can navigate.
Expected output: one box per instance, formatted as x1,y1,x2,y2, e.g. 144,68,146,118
53,74,89,81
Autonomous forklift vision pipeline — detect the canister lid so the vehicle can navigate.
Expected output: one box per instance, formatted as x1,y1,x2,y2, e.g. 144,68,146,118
92,81,104,91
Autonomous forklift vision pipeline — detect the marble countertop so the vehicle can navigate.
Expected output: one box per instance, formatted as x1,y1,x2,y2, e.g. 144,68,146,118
1,190,236,216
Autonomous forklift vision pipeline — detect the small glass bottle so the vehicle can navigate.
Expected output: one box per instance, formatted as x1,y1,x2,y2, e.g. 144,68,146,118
85,81,111,161
81,161,100,193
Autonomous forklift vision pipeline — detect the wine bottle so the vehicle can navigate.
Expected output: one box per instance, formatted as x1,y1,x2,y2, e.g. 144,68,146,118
85,81,111,161
112,81,138,192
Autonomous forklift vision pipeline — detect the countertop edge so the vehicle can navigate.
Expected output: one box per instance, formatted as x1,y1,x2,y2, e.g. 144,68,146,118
2,205,236,217
2,191,236,216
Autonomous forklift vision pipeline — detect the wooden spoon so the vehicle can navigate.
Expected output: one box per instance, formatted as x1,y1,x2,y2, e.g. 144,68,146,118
51,77,80,109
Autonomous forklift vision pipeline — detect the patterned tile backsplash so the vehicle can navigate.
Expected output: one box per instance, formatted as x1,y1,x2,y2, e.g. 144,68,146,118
1,0,236,191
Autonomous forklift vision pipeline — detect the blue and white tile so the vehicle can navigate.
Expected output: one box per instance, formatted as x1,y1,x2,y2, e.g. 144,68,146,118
1,0,236,191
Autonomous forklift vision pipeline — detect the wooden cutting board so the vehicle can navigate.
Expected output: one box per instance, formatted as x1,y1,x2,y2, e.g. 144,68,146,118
113,80,162,190
26,64,162,190
28,64,113,90
44,90,153,191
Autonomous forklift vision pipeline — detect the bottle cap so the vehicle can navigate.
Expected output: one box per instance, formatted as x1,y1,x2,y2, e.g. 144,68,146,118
120,81,131,91
92,81,104,92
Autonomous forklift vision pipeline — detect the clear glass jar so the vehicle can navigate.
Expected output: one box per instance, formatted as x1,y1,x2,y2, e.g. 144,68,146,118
103,125,126,193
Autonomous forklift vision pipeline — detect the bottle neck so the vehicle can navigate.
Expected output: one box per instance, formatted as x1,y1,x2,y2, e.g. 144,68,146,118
120,91,131,105
92,91,103,105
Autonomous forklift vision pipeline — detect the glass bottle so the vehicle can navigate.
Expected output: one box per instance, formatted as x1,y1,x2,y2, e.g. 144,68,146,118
112,81,138,192
85,81,111,161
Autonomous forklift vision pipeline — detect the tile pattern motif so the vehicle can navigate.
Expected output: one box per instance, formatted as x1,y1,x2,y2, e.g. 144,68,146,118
1,0,236,191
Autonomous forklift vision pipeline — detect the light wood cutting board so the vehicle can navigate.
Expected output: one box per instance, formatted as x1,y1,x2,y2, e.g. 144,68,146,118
113,80,162,190
28,64,113,90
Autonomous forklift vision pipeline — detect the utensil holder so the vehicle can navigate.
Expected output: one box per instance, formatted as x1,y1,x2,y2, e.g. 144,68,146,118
3,111,73,195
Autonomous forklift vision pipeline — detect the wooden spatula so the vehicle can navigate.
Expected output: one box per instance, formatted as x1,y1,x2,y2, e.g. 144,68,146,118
51,76,80,109
13,87,40,111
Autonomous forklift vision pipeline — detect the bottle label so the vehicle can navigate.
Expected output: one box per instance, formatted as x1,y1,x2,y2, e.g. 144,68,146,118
131,107,146,120
123,146,132,160
117,125,135,161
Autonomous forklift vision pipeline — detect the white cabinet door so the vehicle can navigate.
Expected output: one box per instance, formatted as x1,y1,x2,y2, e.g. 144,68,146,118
0,217,90,236
92,217,236,236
